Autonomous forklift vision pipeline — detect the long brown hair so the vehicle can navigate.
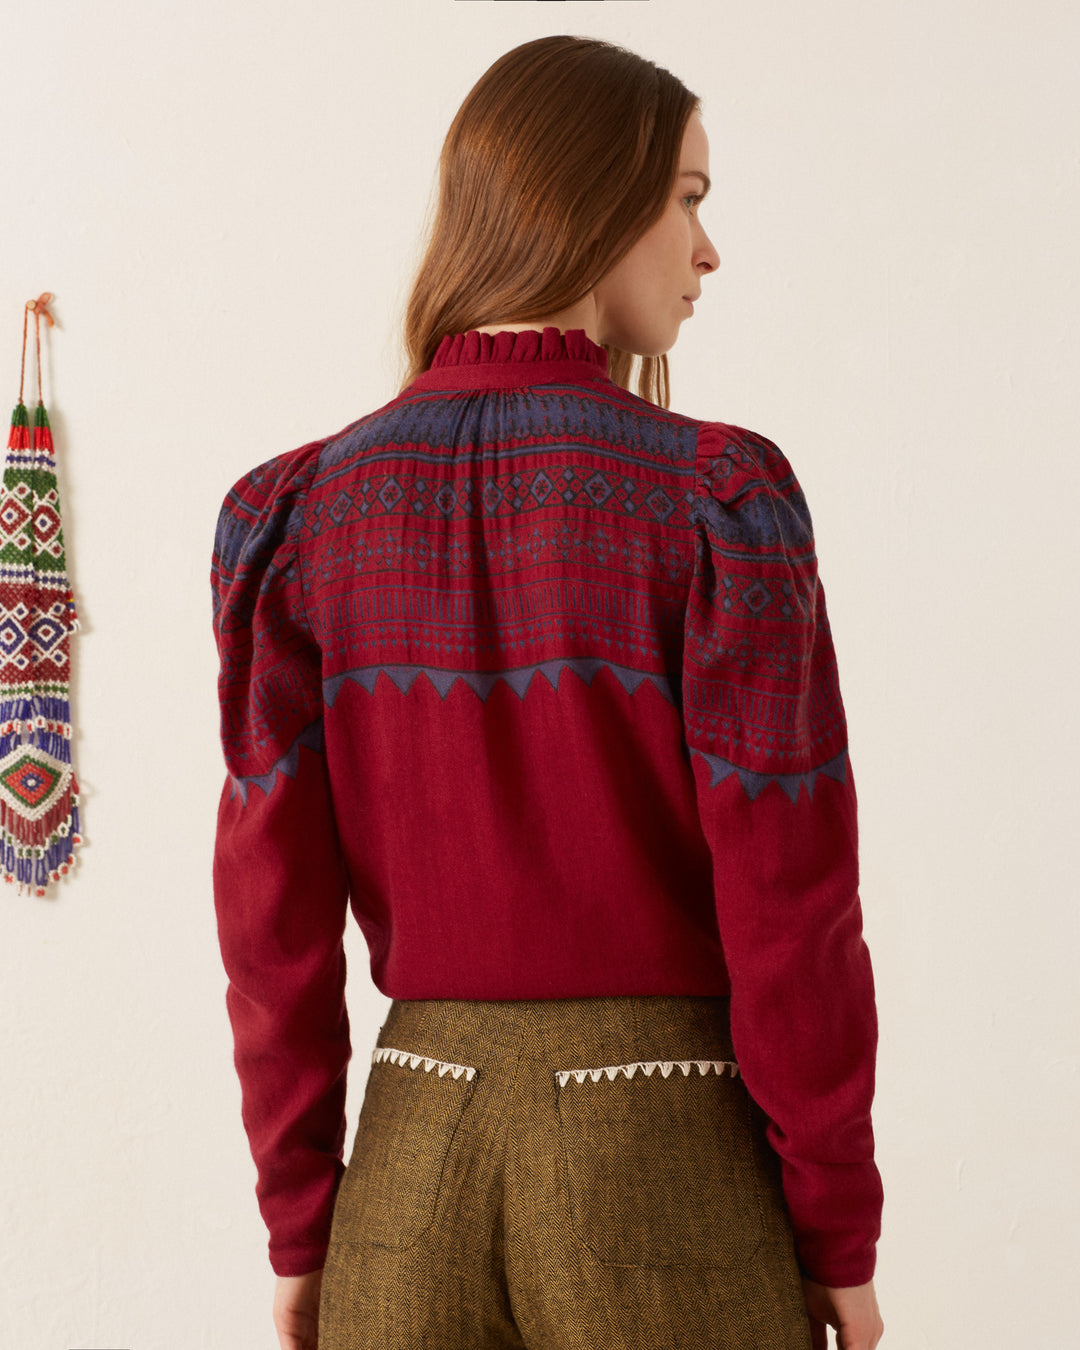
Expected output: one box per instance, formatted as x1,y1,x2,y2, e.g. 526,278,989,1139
395,35,701,408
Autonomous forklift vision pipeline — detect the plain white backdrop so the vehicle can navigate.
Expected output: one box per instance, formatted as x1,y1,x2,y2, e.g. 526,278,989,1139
2,1,1077,1346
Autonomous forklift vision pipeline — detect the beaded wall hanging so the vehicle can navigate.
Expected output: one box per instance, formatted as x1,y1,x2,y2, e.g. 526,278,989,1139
1,294,81,895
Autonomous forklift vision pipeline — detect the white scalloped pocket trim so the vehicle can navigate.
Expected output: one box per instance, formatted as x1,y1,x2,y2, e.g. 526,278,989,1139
555,1059,740,1087
372,1045,477,1081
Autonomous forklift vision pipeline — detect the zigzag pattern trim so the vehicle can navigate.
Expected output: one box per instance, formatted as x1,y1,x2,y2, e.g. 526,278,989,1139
229,719,324,806
372,1045,477,1082
555,1058,740,1088
324,657,674,707
692,746,849,803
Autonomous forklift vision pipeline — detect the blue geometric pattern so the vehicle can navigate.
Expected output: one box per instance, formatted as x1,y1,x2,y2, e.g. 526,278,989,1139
689,482,813,557
691,746,849,803
324,657,675,708
213,338,850,809
230,718,325,806
317,387,702,478
305,462,696,534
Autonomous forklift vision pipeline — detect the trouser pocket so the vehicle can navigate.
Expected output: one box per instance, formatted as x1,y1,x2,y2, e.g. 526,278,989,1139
555,1057,766,1267
330,1045,478,1251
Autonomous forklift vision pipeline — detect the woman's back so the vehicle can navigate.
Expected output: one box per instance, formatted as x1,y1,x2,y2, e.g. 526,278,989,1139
212,323,879,1289
212,32,883,1349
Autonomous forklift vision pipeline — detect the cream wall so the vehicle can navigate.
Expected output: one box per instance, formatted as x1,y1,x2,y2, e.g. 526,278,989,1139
2,1,1076,1345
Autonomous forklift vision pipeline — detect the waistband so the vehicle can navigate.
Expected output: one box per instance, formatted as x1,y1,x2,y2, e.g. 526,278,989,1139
373,994,737,1079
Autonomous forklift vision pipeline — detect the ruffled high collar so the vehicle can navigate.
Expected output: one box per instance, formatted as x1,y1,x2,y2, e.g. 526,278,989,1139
408,326,610,394
432,326,607,370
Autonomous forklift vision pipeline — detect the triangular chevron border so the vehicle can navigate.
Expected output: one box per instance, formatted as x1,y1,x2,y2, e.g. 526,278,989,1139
323,658,675,708
692,746,849,803
555,1058,740,1087
229,718,324,806
372,1045,477,1082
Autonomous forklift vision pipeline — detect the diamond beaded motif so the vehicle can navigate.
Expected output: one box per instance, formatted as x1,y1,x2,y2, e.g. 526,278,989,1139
0,400,80,894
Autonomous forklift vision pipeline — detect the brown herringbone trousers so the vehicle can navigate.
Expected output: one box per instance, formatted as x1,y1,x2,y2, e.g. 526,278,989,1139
319,995,813,1349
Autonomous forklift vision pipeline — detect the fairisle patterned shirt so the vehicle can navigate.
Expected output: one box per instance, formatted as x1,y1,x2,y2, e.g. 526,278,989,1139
211,326,882,1285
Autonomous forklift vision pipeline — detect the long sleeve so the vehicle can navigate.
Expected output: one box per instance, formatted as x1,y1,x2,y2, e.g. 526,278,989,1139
682,421,882,1288
211,439,352,1277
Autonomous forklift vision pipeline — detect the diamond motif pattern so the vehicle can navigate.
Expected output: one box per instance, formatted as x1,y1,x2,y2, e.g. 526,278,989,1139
0,404,81,895
1,752,60,808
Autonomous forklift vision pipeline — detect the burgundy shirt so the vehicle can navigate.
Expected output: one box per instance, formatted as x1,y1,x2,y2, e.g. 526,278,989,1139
211,325,882,1284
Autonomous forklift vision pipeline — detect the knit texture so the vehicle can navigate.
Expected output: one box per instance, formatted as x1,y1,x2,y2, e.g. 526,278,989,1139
211,326,882,1284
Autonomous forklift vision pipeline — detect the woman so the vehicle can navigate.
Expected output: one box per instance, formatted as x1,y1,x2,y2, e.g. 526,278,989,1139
212,34,884,1350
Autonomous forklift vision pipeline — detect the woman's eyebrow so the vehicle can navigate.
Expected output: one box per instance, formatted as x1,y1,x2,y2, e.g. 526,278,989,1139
680,170,711,196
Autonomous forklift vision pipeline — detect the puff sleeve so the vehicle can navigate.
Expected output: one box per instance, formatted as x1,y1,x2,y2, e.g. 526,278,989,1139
211,439,352,1276
683,422,882,1288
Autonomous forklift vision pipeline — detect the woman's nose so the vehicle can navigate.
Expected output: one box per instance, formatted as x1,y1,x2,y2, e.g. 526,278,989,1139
696,229,720,275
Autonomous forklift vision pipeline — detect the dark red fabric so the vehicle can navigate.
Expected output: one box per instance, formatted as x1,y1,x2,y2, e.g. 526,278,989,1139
211,327,882,1284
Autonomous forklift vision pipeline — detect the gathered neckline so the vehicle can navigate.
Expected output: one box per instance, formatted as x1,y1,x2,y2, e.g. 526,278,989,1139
407,326,612,395
430,326,608,372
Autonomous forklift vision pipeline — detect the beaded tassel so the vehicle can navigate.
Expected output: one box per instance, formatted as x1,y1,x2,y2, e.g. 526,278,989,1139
0,296,80,895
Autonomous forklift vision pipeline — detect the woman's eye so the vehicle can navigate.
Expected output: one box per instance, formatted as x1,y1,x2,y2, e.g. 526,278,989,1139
683,194,704,212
